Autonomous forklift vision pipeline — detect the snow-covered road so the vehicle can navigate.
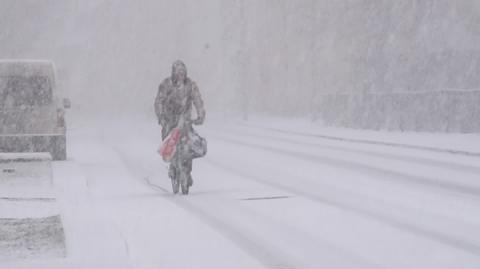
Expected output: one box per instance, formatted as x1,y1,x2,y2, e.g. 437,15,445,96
7,117,479,269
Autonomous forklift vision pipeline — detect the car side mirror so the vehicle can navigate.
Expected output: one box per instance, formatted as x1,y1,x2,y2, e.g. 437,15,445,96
63,98,71,109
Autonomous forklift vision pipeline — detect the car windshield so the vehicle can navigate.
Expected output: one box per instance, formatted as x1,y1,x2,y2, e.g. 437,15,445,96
0,76,53,108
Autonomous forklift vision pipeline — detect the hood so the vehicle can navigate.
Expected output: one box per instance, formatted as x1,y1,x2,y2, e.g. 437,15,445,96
171,60,187,84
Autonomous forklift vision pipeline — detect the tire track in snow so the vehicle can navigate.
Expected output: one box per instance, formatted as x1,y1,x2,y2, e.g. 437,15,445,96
204,157,480,257
110,146,307,269
102,126,480,265
221,127,480,175
107,139,382,269
241,123,480,158
143,178,383,269
212,135,480,199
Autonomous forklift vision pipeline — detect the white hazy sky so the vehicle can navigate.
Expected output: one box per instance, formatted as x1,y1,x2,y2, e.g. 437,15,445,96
1,0,479,119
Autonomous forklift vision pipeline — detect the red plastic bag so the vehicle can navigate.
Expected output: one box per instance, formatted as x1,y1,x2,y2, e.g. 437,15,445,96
158,128,181,162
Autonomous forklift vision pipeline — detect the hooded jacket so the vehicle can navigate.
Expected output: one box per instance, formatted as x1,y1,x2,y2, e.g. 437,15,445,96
154,61,205,139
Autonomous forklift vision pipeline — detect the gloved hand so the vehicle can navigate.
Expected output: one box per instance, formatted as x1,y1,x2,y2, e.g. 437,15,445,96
192,117,204,125
158,118,166,126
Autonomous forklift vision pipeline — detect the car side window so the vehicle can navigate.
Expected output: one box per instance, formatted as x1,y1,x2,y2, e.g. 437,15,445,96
0,76,52,107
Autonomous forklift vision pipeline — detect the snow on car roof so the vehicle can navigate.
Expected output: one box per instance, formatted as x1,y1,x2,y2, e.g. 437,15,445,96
0,60,56,79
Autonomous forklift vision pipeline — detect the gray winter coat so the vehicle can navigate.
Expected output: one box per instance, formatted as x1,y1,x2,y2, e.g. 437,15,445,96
154,62,206,139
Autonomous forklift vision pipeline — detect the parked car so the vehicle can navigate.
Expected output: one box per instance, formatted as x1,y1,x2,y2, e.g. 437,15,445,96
0,60,70,160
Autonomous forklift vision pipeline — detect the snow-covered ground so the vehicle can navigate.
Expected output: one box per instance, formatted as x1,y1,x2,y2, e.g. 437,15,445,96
2,116,480,268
